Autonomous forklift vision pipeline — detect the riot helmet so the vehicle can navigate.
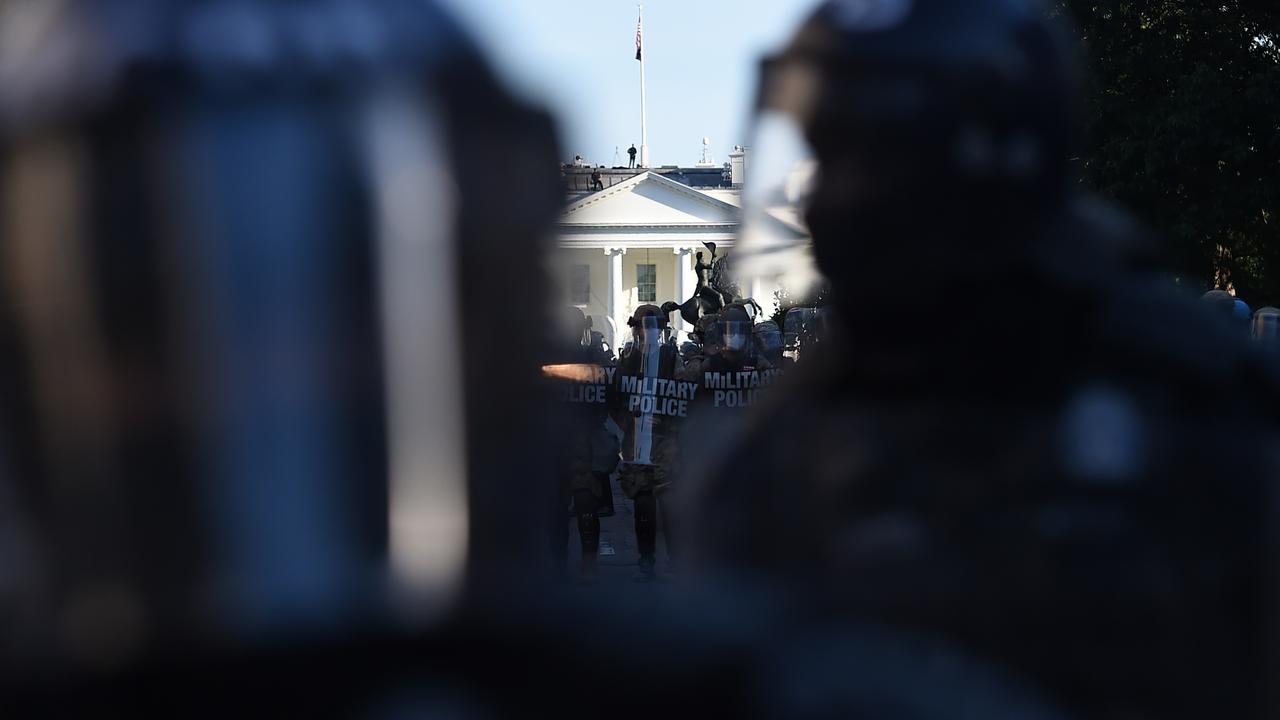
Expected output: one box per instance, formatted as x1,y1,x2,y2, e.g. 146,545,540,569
718,305,755,359
560,306,592,348
694,313,721,355
762,0,1077,200
1234,298,1253,323
629,305,669,349
1201,290,1235,312
1201,290,1247,335
1232,298,1255,336
1253,307,1280,343
754,320,784,366
741,0,1081,310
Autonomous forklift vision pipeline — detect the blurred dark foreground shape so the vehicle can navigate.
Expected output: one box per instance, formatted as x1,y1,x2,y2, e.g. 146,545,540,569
685,0,1280,717
0,1,901,717
0,0,641,713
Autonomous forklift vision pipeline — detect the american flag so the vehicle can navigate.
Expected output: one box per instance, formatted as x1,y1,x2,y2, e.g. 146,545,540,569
635,14,643,61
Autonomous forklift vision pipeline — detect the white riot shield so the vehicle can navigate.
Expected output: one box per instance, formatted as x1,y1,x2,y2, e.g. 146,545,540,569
629,316,664,465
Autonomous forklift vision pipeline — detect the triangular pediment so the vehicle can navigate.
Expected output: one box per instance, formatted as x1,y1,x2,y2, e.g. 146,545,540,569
561,172,740,227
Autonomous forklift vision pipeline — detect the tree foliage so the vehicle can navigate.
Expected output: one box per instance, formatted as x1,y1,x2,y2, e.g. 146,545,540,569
1057,1,1280,303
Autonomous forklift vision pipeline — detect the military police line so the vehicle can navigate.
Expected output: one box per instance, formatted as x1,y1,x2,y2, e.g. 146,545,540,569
552,300,813,583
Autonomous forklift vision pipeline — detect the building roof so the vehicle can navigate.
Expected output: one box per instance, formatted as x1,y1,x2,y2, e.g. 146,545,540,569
558,170,806,251
561,164,728,197
563,171,739,226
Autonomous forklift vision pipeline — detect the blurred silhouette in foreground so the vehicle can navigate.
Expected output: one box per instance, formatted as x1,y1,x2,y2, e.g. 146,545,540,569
547,306,619,583
685,0,1279,717
0,0,581,713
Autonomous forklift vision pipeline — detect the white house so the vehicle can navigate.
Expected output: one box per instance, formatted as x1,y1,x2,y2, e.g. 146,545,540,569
554,165,811,350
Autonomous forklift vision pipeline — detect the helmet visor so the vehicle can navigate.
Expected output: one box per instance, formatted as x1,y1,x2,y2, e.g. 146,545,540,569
735,108,825,304
635,315,664,349
755,321,783,361
1253,310,1280,342
722,320,753,353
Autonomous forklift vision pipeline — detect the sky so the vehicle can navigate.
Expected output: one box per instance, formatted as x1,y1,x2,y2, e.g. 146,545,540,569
437,0,820,168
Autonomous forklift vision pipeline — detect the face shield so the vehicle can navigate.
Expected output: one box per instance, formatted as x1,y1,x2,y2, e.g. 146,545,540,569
1253,309,1280,343
734,56,827,307
626,315,668,466
721,320,754,354
755,321,783,363
634,315,665,350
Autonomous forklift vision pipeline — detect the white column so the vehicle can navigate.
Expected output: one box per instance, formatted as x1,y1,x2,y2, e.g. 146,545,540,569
681,247,699,307
672,247,696,340
605,247,627,350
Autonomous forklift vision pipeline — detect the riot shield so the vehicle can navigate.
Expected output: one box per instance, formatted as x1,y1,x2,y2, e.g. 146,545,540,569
627,316,666,466
722,319,755,355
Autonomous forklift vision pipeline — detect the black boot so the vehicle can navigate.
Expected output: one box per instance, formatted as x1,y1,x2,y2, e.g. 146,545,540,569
634,552,656,582
659,494,675,577
548,484,570,580
573,490,600,584
595,471,616,517
633,491,657,583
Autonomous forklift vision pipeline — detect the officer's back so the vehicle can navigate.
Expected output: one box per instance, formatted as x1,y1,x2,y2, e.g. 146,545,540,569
684,1,1280,717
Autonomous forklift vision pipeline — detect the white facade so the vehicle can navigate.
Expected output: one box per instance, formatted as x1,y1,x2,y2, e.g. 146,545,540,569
555,171,807,349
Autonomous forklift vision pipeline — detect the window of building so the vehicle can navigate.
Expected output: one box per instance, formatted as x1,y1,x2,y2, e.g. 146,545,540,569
637,264,656,303
569,264,590,305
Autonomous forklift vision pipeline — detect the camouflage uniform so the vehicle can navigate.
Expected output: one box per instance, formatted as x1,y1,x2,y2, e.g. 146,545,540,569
614,341,682,499
679,306,779,421
612,306,687,579
560,417,617,502
617,431,680,499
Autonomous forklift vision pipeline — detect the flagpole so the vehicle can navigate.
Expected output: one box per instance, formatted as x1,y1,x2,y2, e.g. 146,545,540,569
638,3,649,168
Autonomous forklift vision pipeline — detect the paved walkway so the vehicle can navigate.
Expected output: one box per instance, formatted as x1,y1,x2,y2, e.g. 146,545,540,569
562,472,672,586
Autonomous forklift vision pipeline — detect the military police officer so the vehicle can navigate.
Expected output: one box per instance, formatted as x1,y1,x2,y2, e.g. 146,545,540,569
680,304,777,415
550,307,620,582
686,1,1280,717
613,305,686,581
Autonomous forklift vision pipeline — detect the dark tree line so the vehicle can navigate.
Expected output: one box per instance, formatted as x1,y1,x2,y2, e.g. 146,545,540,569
1056,1,1280,303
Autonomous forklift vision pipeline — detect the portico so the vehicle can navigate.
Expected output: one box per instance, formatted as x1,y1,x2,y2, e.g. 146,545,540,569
556,171,766,349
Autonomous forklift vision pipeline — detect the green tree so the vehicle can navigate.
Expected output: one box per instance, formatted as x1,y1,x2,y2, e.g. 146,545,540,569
1057,1,1280,303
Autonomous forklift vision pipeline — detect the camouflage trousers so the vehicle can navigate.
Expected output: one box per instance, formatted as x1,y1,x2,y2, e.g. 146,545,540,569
619,434,679,499
564,423,621,498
